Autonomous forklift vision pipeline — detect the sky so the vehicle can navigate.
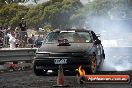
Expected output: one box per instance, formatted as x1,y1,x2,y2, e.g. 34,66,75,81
19,0,49,5
80,0,94,5
21,0,93,5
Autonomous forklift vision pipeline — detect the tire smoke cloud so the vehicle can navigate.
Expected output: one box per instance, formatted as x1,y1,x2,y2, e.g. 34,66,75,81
80,0,132,71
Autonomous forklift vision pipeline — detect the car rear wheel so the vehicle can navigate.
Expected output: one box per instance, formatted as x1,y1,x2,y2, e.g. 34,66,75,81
86,54,97,74
98,54,105,70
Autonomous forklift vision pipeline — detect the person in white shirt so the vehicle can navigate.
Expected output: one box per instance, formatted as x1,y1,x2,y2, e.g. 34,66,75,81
9,32,16,49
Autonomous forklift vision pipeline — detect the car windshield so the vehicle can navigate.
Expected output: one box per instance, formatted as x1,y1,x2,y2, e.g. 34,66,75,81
44,32,92,44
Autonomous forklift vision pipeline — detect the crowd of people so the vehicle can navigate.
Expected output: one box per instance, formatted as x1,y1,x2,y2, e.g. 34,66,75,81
0,18,44,49
0,27,44,48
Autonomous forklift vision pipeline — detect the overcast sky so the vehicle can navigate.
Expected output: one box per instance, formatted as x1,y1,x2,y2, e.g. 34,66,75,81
80,0,94,5
80,0,89,5
23,0,93,5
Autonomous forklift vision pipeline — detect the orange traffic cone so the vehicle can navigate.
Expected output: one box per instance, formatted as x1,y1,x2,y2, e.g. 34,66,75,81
53,64,69,87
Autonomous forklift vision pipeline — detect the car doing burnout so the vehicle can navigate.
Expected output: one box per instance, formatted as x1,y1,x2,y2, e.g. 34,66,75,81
33,29,105,76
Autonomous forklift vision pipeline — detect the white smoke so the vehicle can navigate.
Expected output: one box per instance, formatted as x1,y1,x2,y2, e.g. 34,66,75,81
82,0,132,71
101,52,132,71
86,17,132,71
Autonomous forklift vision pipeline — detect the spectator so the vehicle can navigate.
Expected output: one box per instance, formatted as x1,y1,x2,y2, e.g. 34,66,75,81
31,34,35,43
27,34,35,47
19,18,26,32
19,18,27,42
4,28,11,47
35,35,43,47
28,38,33,44
0,27,4,48
0,29,4,38
15,27,20,39
9,32,16,48
0,26,2,30
0,37,3,48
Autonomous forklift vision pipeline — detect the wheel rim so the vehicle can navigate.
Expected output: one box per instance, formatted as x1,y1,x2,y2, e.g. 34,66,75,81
91,55,97,73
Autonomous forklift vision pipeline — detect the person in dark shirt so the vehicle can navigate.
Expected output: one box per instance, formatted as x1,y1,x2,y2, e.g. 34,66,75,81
0,26,2,30
35,35,43,48
19,18,26,32
0,26,4,38
0,31,4,38
0,37,3,48
19,18,27,46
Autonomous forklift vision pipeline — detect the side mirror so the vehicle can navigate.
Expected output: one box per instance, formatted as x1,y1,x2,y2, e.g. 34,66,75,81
94,39,101,44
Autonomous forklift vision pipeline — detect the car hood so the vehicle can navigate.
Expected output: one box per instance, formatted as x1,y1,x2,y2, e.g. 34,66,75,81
37,43,93,53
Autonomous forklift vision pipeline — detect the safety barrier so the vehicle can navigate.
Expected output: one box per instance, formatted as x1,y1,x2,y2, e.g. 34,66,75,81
0,48,37,62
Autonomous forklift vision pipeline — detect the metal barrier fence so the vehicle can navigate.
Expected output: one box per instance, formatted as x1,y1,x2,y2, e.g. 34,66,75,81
0,48,37,72
0,48,36,62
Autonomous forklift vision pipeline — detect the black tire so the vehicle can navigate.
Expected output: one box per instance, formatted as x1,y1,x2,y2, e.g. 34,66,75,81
98,54,105,70
85,54,97,74
33,63,47,76
102,49,105,59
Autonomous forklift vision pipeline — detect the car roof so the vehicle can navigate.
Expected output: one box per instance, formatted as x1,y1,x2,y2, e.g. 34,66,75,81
53,29,93,32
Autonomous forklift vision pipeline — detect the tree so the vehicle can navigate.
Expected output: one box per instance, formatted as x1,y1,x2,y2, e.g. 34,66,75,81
0,0,37,4
24,0,82,29
0,3,29,28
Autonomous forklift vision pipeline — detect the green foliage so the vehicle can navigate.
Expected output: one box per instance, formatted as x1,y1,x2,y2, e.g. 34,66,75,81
0,0,37,4
24,0,82,29
0,0,82,29
43,24,53,32
81,0,132,17
72,0,132,28
0,3,29,28
1,0,132,31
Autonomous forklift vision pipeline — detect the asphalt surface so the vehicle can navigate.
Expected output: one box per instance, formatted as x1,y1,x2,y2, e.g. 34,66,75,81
0,47,132,88
0,70,131,88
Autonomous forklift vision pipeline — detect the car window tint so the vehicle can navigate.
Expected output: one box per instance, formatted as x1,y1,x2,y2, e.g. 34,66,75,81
73,32,92,43
44,32,59,43
44,32,92,43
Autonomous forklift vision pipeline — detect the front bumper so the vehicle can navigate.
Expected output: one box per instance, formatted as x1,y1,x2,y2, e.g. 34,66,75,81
33,56,91,70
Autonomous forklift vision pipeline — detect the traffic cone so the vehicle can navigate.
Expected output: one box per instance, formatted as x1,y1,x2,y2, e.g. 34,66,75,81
53,64,69,87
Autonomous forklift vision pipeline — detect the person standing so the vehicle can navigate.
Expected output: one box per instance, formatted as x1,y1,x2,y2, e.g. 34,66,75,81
19,18,27,38
35,35,43,48
19,18,26,32
0,37,3,48
0,26,4,48
9,32,16,49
